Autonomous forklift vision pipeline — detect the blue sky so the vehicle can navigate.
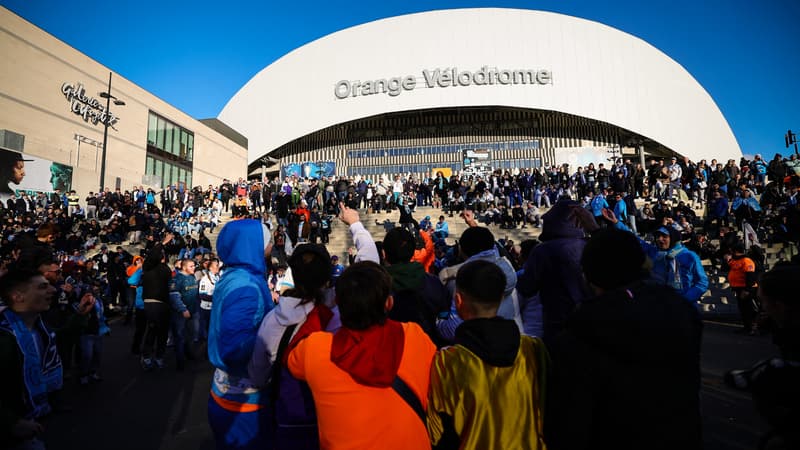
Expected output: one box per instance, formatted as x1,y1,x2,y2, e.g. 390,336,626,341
2,0,799,156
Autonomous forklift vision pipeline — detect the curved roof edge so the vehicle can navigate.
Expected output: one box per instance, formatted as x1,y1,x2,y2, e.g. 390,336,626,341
219,8,742,165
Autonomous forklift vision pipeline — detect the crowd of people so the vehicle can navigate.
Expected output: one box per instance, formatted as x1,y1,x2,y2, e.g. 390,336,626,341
1,150,799,450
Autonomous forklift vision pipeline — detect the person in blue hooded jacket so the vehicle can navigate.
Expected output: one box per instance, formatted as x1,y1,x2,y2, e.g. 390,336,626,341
645,226,709,305
607,210,709,307
590,189,609,224
207,219,273,450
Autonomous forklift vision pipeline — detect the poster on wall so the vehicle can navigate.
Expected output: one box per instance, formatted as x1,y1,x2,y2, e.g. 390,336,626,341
553,147,612,169
282,161,336,179
0,148,73,202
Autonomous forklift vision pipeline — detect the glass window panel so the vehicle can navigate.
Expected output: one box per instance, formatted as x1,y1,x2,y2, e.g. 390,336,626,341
155,117,165,150
172,125,181,155
178,167,184,185
186,172,192,189
147,114,157,146
187,134,194,160
155,159,163,181
164,123,174,154
181,129,188,157
146,156,154,175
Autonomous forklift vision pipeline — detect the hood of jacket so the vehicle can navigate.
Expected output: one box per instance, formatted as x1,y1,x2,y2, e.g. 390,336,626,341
455,317,520,367
540,200,586,241
331,320,405,387
440,248,517,298
275,288,336,326
216,219,266,275
386,262,425,291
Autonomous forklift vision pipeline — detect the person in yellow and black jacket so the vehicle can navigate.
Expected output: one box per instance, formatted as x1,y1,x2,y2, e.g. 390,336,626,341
426,259,549,450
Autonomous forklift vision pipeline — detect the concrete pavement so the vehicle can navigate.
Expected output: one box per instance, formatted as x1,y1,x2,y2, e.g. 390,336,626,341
36,317,776,450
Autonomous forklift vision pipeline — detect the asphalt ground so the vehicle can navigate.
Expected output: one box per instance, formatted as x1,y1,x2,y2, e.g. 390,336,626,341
39,318,774,450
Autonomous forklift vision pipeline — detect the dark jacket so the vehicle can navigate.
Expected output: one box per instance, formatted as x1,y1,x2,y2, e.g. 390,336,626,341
386,262,450,347
141,261,172,302
518,201,590,343
545,281,702,450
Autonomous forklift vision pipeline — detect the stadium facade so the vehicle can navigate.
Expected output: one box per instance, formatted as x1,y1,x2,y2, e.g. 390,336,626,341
219,8,742,180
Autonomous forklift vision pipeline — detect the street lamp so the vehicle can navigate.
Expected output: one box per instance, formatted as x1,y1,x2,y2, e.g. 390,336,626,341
98,71,125,191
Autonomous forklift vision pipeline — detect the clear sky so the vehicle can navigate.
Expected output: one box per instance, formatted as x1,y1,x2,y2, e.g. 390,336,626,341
2,0,799,156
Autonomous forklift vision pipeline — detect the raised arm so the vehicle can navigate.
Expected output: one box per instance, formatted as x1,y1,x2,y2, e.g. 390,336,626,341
339,203,379,263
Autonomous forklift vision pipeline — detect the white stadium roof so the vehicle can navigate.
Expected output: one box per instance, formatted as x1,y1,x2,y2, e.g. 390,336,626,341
219,8,742,165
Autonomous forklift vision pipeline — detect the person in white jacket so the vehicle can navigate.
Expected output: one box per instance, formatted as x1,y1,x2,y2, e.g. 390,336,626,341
245,203,380,447
248,203,379,386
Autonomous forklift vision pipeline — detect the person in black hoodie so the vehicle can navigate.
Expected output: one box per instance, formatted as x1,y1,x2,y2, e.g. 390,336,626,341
139,233,175,370
546,228,702,450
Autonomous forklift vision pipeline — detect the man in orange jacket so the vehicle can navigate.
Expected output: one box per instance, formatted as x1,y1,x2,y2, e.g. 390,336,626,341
288,261,436,450
726,243,759,335
411,228,435,272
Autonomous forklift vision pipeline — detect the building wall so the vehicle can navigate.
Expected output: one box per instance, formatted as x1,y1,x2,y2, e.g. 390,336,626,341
0,7,247,196
277,108,625,179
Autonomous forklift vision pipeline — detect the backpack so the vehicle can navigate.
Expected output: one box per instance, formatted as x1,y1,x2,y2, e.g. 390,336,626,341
267,324,319,450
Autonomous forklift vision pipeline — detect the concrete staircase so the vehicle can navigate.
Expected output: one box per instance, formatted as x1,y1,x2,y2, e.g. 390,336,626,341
699,240,796,317
206,206,542,262
325,206,543,261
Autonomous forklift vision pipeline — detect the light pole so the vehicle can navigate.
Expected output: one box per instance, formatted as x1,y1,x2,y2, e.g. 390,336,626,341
99,71,125,191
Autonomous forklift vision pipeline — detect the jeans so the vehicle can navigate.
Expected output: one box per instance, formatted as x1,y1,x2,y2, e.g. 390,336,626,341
79,334,103,376
628,215,638,235
126,287,136,316
172,312,200,364
199,308,211,340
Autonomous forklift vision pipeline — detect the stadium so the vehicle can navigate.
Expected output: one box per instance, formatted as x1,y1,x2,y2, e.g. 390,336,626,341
219,8,742,181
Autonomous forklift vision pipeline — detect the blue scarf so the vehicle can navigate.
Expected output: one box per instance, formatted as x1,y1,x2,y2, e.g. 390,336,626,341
0,307,63,419
654,246,684,292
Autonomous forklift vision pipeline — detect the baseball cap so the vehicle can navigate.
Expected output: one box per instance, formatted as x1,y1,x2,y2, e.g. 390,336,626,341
654,226,671,236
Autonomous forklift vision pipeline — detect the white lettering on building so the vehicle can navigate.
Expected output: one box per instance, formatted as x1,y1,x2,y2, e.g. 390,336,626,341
335,66,552,99
61,82,120,127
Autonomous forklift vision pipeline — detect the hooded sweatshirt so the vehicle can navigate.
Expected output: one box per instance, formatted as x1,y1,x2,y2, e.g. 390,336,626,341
438,247,522,342
386,261,450,347
427,318,549,450
287,321,436,450
208,219,273,409
641,236,709,303
518,200,591,343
